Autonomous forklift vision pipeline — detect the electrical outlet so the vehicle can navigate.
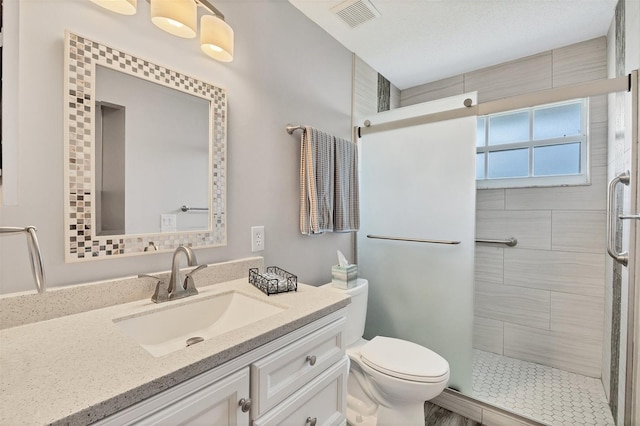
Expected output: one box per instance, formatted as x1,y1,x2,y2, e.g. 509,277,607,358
251,226,265,252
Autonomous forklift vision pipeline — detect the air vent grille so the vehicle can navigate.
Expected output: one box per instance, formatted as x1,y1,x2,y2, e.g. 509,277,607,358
331,0,380,29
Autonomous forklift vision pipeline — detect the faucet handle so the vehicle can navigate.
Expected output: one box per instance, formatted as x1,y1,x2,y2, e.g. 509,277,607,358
187,264,207,277
139,274,170,303
152,281,170,303
184,265,207,296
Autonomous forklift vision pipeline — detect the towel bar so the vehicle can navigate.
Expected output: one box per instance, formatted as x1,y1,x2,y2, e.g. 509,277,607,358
367,234,460,245
286,124,304,134
180,205,209,212
475,237,518,247
0,226,46,293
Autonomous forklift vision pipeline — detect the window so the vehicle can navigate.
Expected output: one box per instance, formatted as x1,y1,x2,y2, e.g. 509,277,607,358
476,99,588,188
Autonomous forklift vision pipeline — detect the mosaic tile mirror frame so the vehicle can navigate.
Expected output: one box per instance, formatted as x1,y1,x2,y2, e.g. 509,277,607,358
63,32,227,262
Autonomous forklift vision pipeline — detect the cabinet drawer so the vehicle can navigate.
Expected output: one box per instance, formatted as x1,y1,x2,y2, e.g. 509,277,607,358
94,367,250,425
253,356,348,426
251,317,345,417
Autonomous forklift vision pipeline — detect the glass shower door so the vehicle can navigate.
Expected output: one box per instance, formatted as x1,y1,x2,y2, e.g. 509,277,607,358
357,94,477,393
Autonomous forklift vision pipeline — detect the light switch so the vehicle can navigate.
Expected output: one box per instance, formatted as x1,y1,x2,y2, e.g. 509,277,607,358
161,214,177,232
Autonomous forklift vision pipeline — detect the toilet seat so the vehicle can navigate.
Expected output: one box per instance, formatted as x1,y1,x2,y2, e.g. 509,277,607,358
359,336,449,383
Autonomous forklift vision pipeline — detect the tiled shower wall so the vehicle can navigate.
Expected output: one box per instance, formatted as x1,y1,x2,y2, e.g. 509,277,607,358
353,55,400,121
401,37,608,378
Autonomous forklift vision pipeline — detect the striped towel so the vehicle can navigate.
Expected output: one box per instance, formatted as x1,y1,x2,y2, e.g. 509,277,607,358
300,126,334,234
334,137,360,232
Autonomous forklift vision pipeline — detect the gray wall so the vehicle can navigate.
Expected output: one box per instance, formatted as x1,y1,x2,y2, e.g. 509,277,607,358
0,0,353,294
401,37,608,378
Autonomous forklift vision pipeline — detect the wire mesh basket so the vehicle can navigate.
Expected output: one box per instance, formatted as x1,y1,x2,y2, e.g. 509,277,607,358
249,266,298,295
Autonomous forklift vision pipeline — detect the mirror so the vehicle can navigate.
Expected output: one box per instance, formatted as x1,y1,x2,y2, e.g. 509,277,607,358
94,65,210,236
63,32,227,261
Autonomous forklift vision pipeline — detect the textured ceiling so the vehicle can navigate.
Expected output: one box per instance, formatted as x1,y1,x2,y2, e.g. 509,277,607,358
288,0,618,90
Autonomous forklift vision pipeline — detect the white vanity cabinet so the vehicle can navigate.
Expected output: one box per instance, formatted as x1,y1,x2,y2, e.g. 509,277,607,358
252,358,348,426
95,367,251,425
250,317,346,417
251,317,347,425
94,311,347,426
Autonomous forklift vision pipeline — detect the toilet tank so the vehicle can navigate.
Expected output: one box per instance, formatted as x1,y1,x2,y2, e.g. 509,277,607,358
322,278,368,347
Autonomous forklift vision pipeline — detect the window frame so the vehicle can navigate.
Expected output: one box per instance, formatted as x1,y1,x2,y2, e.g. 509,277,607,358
476,99,589,189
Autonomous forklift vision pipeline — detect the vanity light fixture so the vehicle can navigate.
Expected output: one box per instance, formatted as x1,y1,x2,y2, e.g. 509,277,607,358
90,0,137,15
150,0,198,39
200,14,234,62
89,0,234,62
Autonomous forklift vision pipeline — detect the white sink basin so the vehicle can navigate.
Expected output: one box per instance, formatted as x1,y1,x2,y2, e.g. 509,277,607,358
113,291,286,357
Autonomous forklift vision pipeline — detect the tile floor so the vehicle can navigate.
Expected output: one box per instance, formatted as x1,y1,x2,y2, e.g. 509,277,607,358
472,350,615,425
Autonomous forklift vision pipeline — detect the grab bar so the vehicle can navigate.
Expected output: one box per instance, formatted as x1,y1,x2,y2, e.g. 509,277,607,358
619,214,640,220
607,171,630,266
0,226,46,293
180,205,209,212
475,237,518,247
366,234,460,245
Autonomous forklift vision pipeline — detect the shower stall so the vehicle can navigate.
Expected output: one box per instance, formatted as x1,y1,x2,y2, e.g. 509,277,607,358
354,70,639,425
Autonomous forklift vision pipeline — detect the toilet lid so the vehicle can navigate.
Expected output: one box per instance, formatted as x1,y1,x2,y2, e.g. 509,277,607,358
360,336,449,383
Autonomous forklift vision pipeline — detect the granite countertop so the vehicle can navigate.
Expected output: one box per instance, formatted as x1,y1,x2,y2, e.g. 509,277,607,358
0,278,350,425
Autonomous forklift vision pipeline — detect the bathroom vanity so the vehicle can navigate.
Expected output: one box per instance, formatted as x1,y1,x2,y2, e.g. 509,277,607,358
97,310,348,425
0,268,350,425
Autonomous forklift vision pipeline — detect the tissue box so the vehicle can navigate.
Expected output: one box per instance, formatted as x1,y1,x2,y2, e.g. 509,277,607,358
331,264,358,289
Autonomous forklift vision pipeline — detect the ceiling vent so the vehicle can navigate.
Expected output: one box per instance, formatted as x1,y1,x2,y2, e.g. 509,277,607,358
331,0,381,29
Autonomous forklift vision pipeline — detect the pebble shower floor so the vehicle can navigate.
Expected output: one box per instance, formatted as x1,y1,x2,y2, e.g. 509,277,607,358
472,350,615,425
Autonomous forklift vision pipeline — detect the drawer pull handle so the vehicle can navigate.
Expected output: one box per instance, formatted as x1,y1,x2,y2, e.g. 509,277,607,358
238,397,252,413
306,417,317,426
306,355,317,366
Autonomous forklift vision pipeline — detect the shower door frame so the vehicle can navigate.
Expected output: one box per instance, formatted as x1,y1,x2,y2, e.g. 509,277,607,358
359,76,629,136
627,69,639,425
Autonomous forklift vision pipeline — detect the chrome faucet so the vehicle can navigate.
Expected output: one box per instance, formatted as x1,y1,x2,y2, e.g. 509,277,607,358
140,246,207,303
168,246,200,300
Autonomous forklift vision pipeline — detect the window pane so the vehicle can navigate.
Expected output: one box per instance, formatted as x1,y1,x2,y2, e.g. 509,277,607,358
488,148,528,178
533,102,581,140
477,117,486,147
533,143,581,176
488,111,529,145
476,153,485,179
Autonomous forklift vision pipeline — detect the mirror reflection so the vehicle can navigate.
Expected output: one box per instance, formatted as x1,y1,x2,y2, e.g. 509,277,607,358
94,65,210,236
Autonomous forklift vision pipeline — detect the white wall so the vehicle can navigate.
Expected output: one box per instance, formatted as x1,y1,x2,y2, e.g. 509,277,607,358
0,0,353,294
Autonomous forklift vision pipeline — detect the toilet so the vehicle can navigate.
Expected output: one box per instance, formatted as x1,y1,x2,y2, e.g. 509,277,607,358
322,278,449,426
